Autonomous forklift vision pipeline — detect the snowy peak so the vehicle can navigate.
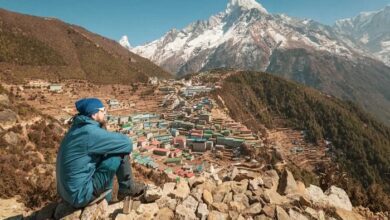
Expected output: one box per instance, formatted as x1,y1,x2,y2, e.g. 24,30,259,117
334,5,390,66
119,35,132,50
226,0,268,14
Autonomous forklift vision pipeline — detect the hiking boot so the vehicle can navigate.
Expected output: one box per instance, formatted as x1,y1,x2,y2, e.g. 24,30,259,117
117,182,147,201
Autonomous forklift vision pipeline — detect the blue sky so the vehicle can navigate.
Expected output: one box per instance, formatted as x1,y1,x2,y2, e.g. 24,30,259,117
0,0,389,46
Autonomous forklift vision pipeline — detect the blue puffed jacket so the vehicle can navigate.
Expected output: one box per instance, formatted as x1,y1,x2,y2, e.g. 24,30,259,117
56,115,132,207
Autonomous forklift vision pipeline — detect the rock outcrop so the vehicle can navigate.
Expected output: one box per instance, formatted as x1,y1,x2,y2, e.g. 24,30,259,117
16,167,385,220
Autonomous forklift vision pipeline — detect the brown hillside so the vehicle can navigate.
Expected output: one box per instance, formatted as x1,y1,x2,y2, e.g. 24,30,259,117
0,9,172,84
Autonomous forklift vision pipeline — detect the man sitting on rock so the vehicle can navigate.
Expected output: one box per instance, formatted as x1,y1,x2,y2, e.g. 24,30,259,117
56,98,145,208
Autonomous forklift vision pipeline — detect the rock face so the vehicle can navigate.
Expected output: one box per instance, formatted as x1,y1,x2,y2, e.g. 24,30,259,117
325,186,353,211
277,169,297,195
306,185,353,211
0,197,26,219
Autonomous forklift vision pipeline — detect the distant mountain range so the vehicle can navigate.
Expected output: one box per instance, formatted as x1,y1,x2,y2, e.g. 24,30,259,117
335,6,390,66
0,9,171,85
124,0,390,125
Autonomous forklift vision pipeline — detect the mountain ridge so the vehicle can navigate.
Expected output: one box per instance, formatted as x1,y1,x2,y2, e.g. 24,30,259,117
0,8,172,85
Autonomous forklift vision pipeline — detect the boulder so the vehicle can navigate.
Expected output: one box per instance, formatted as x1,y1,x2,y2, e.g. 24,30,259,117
189,176,205,188
231,179,249,195
211,202,229,213
305,185,328,207
249,177,264,191
222,192,233,204
190,187,203,201
207,210,228,220
229,201,246,213
228,211,239,220
275,206,289,220
197,203,209,220
54,202,81,220
156,196,177,210
277,169,297,195
170,180,190,200
304,207,325,220
196,180,217,193
299,195,312,207
288,208,309,220
175,204,197,220
296,181,307,194
233,193,249,207
243,202,262,215
247,192,262,205
163,182,177,196
261,205,275,218
254,214,273,220
212,182,231,203
325,186,353,211
144,184,162,202
155,207,174,220
0,197,26,219
0,109,17,128
230,167,239,180
263,189,288,205
334,208,365,220
0,94,10,106
106,201,124,216
181,195,199,213
135,203,159,216
2,131,20,146
115,210,139,220
263,170,279,190
203,189,213,206
80,200,108,220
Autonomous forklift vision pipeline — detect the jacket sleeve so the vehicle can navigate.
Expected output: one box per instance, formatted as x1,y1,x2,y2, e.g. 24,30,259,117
87,126,132,155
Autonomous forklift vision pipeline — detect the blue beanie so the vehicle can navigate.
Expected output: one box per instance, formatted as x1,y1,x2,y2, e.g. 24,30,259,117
75,98,104,116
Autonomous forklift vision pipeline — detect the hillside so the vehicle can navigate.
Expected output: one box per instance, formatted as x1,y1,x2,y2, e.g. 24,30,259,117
202,70,390,211
0,9,171,84
0,84,65,209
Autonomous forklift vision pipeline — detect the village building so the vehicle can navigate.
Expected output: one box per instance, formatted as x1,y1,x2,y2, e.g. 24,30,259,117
49,84,62,92
108,99,120,109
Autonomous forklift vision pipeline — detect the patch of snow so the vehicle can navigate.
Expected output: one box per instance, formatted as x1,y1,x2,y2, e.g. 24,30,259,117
226,0,268,14
360,33,369,44
119,35,132,50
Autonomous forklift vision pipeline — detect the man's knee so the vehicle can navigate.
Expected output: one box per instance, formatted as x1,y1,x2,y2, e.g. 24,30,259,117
97,156,122,173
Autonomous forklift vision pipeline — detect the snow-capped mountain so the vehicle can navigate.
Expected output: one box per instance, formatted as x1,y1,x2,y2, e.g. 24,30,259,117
335,6,390,66
127,0,390,125
119,35,132,50
131,0,369,75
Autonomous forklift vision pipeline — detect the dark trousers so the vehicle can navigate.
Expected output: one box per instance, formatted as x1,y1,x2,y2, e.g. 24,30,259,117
92,154,133,201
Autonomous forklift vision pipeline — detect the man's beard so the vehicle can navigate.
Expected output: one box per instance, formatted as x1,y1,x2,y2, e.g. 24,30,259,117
99,120,107,130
